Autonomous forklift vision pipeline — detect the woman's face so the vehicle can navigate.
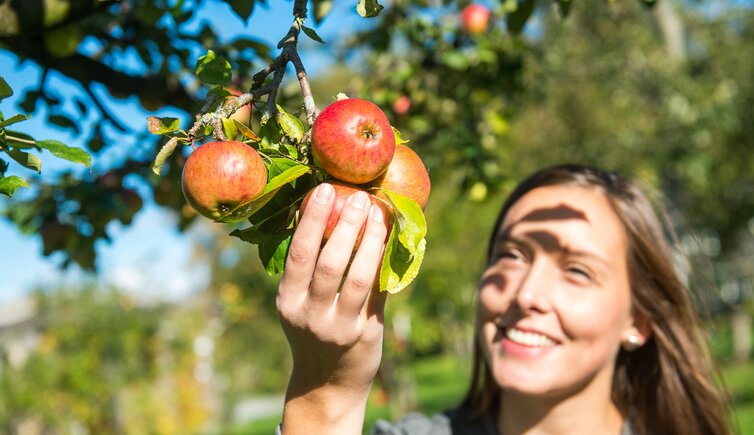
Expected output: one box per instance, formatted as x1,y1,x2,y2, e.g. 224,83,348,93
478,185,637,399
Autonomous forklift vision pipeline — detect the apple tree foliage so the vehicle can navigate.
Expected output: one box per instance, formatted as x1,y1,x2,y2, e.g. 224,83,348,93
0,0,651,272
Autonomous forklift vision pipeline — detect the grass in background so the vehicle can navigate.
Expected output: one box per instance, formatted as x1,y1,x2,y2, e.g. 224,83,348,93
235,355,754,435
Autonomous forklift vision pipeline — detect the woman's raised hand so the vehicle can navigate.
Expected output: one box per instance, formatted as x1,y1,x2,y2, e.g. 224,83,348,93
277,183,389,435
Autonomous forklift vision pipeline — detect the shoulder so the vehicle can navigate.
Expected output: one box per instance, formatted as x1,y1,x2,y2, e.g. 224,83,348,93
369,408,498,435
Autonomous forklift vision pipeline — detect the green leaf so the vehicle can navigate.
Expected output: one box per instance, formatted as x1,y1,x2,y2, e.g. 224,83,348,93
0,175,30,197
216,162,310,223
7,148,43,173
147,116,181,134
356,0,384,17
507,0,537,35
231,226,293,276
226,0,256,22
234,119,261,142
377,190,428,294
379,226,426,294
301,25,325,44
36,140,92,167
152,137,180,175
392,127,410,145
0,76,12,102
2,114,30,128
313,0,333,24
276,105,305,144
382,190,426,253
195,50,232,85
222,117,239,140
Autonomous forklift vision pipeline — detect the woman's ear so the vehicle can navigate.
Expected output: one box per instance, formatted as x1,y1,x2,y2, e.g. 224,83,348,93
622,313,652,352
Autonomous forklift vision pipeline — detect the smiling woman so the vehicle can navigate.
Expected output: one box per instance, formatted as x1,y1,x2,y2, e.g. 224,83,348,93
274,164,732,435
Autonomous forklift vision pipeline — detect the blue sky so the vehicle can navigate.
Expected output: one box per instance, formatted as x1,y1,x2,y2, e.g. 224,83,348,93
0,1,369,304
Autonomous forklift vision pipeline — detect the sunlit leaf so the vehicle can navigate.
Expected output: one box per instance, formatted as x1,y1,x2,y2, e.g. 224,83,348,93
234,119,261,142
357,0,384,17
222,117,239,140
147,116,181,134
392,126,410,145
7,148,43,173
0,175,29,197
152,137,180,175
195,50,232,85
37,140,92,167
276,105,305,144
1,114,29,128
379,226,426,294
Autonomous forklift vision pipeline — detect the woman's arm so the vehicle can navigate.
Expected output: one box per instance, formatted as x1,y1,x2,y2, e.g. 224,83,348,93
277,183,389,435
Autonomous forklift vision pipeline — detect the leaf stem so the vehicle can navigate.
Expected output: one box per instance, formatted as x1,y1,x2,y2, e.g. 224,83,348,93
6,135,37,146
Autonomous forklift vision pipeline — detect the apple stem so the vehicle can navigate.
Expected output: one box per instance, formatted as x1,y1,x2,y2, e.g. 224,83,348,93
186,0,320,147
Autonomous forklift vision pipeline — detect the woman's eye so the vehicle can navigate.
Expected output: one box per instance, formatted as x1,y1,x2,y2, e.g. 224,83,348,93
565,265,592,281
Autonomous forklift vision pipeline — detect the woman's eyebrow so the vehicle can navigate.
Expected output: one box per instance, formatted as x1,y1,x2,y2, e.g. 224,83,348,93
494,227,611,267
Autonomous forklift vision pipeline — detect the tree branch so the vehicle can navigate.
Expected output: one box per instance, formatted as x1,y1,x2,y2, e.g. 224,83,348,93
0,0,117,38
186,1,320,143
6,39,195,112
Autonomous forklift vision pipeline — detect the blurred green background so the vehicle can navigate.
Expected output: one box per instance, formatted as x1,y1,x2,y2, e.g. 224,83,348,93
1,0,753,434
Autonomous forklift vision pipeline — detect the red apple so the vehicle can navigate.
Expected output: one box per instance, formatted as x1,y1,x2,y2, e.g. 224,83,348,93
393,95,412,116
299,182,391,246
461,3,491,35
311,98,396,184
224,87,252,127
181,141,267,220
370,144,431,209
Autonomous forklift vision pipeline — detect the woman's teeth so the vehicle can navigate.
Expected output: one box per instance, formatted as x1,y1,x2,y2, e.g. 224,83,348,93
506,327,556,347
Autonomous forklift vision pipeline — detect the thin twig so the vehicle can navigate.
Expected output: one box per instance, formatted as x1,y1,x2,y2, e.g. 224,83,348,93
85,84,130,132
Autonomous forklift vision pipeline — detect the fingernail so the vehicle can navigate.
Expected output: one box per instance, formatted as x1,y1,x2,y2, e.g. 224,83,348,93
348,191,368,209
370,204,384,223
316,183,334,202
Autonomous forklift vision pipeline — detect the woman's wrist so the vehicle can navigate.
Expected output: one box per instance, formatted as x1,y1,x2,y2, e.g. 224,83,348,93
281,381,372,435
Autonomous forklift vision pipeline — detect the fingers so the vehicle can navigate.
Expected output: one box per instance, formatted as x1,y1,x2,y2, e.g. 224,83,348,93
279,183,335,300
337,204,389,318
308,191,371,308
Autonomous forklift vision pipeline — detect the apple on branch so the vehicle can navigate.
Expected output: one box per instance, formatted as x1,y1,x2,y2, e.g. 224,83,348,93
461,3,491,35
369,144,431,209
311,98,396,185
181,141,268,221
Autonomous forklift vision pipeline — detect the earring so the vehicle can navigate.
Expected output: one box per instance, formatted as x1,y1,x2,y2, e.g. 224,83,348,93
622,334,642,352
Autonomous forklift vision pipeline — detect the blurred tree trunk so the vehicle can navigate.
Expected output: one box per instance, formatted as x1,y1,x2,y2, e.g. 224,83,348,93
654,0,685,62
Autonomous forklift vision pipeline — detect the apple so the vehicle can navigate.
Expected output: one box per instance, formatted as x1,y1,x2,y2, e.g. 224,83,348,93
299,182,391,246
311,98,396,184
461,3,491,35
181,141,267,220
369,144,431,209
224,87,252,127
393,95,412,116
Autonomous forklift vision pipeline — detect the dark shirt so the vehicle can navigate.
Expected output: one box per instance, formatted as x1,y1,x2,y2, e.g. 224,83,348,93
370,408,635,435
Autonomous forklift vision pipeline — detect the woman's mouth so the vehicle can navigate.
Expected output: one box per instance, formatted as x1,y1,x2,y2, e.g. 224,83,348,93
505,326,556,348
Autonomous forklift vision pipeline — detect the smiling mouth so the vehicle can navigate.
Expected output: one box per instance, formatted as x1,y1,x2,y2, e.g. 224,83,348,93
505,327,556,348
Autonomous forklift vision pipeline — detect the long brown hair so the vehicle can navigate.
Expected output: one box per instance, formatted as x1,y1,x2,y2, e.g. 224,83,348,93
460,164,731,435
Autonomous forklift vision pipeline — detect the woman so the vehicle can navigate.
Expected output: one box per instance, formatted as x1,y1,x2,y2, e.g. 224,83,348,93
275,164,731,435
